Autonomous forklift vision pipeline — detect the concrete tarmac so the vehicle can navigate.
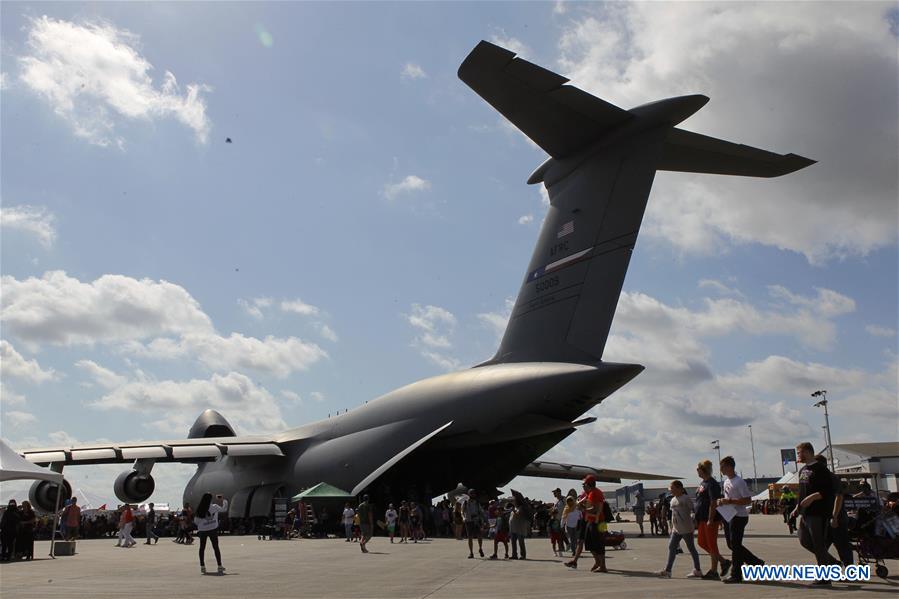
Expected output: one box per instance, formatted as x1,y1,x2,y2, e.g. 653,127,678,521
1,515,896,598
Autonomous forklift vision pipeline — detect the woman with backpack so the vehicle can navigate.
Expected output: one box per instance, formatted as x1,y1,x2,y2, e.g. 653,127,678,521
194,493,228,575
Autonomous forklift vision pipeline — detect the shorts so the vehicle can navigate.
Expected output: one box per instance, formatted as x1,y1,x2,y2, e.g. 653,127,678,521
576,519,587,540
387,522,396,533
584,523,605,555
465,521,482,538
550,531,561,543
696,520,720,556
634,511,644,522
494,531,509,543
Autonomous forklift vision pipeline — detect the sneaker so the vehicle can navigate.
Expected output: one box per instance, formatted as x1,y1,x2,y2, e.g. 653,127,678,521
200,566,206,575
722,577,742,584
657,570,672,578
564,560,577,569
217,566,225,575
479,549,484,557
489,554,497,560
720,558,732,578
701,570,720,580
468,554,474,559
687,569,703,578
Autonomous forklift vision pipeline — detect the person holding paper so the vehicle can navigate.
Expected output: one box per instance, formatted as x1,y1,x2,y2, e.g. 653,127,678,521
718,456,765,583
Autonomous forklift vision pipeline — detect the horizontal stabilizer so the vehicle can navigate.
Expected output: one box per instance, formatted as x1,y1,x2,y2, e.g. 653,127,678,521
522,460,678,484
458,40,632,158
660,128,815,177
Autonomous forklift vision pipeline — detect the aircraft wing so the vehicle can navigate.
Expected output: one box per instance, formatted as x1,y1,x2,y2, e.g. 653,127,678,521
19,436,285,466
521,460,678,484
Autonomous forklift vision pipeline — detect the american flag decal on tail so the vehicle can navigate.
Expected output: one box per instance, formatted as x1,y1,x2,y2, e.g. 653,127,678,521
557,220,574,238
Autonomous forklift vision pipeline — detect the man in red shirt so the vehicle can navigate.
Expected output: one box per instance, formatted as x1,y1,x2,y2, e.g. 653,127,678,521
564,475,608,572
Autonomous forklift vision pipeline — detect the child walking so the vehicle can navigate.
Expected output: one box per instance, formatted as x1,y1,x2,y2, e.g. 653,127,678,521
658,481,702,578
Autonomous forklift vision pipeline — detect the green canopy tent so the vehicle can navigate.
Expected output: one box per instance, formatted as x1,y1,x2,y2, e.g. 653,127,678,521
290,482,354,503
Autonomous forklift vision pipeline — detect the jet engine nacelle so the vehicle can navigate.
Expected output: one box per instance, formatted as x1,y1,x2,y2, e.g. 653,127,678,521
29,478,72,514
114,470,155,503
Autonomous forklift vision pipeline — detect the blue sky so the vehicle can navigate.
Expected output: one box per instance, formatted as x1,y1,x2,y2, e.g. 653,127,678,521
1,2,896,505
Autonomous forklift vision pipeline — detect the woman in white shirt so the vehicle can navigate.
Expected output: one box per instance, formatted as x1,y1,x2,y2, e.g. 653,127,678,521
561,496,582,558
194,493,228,575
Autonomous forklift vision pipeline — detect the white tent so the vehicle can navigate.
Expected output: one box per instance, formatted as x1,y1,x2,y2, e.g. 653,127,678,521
751,471,799,501
0,438,66,557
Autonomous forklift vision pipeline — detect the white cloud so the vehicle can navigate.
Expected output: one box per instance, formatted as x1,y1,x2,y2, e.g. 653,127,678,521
1,271,213,347
89,371,286,434
238,297,272,319
767,285,855,318
75,359,127,390
3,411,38,427
490,32,530,58
401,62,427,79
0,340,57,383
0,384,26,407
406,304,460,371
280,299,320,316
383,175,431,201
557,3,897,264
553,1,568,15
865,324,896,338
477,298,515,343
316,323,339,343
0,205,57,248
309,391,325,403
0,72,8,90
518,214,534,225
19,16,211,146
698,279,744,298
719,356,868,395
123,332,327,379
280,390,302,404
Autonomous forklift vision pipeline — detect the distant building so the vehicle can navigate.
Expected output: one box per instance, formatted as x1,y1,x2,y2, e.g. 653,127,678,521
825,442,899,495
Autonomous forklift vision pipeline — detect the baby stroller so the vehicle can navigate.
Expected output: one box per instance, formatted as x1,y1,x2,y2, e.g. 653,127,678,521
603,530,627,550
849,501,899,578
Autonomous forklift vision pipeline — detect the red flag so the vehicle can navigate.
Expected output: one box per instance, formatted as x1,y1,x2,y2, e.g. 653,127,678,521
98,504,107,510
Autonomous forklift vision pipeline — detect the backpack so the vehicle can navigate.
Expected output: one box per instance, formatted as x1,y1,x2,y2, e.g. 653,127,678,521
601,501,613,523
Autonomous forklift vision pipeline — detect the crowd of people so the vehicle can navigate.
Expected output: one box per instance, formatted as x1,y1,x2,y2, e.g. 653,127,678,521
2,440,898,585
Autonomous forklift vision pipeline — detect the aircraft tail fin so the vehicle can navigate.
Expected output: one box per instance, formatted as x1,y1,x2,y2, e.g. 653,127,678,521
460,41,814,366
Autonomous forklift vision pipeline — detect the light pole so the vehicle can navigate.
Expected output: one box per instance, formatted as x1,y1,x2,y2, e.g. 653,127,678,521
711,440,722,482
748,425,758,492
812,390,836,471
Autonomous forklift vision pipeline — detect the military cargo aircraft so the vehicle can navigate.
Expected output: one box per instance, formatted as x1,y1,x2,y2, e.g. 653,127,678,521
17,41,813,517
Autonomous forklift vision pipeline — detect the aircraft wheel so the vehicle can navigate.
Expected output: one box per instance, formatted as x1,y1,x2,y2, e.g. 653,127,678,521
875,564,888,578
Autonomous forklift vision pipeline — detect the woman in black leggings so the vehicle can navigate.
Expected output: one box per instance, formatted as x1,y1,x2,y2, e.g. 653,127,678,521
194,493,228,575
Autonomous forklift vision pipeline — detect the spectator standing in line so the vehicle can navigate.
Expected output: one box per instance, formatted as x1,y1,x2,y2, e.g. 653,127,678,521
385,504,398,543
695,459,729,580
63,497,82,541
144,503,159,545
718,456,764,583
183,502,194,545
791,443,841,586
452,501,464,540
398,501,411,543
194,492,228,575
1,500,21,561
461,490,486,558
551,488,568,553
357,495,373,553
657,481,702,578
19,501,36,560
490,502,511,560
509,492,530,560
633,491,646,537
341,502,355,542
411,502,424,542
648,502,658,535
